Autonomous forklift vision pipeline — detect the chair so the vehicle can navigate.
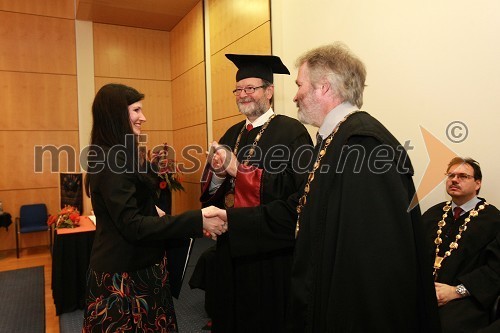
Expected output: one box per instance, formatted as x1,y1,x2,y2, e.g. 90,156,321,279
15,203,51,258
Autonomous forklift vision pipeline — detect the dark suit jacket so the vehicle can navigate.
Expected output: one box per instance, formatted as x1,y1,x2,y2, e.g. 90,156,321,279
423,199,500,333
88,150,203,272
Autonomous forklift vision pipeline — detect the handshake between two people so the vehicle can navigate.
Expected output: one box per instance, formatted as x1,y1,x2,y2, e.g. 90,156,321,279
201,206,228,240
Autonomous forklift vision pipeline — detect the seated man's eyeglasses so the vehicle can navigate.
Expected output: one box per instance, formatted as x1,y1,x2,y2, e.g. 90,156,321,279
232,86,266,96
445,173,474,181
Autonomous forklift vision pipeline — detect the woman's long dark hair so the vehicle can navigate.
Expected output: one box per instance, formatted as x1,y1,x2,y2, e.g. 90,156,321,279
85,83,144,197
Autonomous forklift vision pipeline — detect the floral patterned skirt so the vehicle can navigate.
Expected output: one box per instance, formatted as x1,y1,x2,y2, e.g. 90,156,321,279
82,254,178,332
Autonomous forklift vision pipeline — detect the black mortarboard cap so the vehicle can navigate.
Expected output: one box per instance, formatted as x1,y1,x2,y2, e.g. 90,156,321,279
225,54,290,83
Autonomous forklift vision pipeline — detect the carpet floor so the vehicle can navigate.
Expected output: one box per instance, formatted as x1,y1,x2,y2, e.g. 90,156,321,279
0,266,45,333
60,237,214,333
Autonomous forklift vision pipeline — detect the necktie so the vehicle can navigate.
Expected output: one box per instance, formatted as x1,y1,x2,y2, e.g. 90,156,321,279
246,123,253,131
453,207,463,220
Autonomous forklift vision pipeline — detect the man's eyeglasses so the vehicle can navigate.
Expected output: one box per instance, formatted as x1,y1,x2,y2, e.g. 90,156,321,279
445,173,474,181
232,86,266,96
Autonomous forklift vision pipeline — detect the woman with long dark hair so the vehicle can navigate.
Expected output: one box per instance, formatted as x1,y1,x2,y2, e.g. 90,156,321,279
82,83,226,332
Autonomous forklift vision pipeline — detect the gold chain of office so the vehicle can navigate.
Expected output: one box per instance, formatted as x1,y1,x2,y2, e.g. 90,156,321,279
224,114,276,208
233,114,276,166
295,110,360,238
433,200,488,278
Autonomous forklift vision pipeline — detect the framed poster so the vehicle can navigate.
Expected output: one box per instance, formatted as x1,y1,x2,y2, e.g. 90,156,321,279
59,173,83,213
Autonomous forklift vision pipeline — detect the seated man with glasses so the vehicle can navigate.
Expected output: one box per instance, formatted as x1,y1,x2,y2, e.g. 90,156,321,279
189,54,312,332
422,157,500,333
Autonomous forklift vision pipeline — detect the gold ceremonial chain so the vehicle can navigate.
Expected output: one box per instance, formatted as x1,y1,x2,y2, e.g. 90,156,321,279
433,200,488,278
224,114,276,208
294,110,360,238
233,114,276,166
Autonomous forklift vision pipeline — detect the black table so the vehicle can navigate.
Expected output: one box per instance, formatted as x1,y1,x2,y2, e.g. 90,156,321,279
51,217,95,315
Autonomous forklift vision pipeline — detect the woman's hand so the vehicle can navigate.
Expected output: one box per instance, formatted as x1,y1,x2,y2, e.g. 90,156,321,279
201,206,228,240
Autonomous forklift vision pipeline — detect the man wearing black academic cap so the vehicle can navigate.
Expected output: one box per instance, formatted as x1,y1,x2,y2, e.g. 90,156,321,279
206,43,442,332
190,54,313,332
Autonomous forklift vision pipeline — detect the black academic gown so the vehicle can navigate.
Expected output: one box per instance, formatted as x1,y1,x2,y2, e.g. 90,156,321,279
200,115,313,333
228,111,441,332
422,199,500,333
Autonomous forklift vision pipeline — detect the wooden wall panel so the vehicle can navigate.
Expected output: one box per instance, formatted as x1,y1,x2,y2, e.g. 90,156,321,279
208,0,270,54
0,0,74,19
172,181,201,214
0,188,59,251
0,131,80,190
211,23,271,120
169,2,206,213
170,1,204,79
171,63,206,130
0,5,78,251
173,124,207,184
93,24,171,80
2,72,78,130
141,130,174,154
94,77,173,131
213,114,245,141
0,11,76,74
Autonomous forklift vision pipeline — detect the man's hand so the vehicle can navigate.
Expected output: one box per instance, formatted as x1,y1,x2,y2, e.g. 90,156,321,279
435,282,461,307
207,141,239,177
201,206,228,240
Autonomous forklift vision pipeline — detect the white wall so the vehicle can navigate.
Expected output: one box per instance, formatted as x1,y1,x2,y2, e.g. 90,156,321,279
271,0,500,212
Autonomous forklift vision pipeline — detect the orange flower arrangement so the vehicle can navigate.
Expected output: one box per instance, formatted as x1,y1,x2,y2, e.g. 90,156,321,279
47,205,81,229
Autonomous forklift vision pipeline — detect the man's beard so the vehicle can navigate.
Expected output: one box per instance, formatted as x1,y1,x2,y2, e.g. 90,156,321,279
237,96,268,119
297,93,322,127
